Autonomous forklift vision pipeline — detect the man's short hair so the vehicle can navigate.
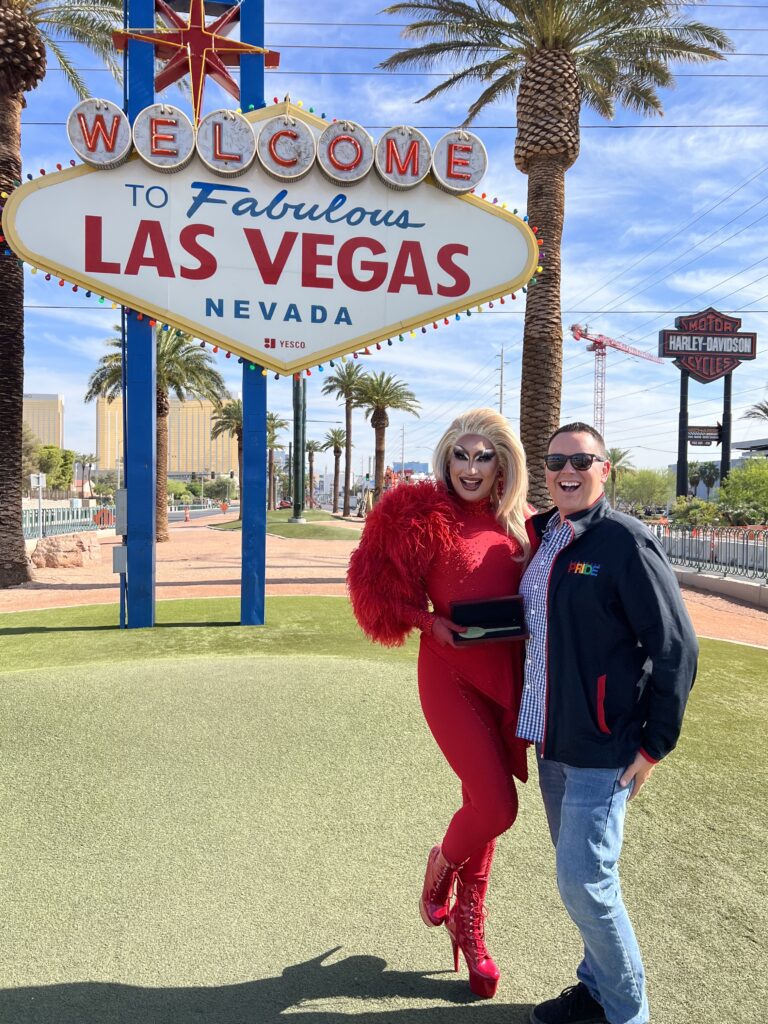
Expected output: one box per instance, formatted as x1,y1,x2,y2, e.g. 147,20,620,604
548,422,607,459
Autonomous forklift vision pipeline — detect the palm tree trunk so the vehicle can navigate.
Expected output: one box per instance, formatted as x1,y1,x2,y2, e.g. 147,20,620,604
373,424,386,503
343,400,352,516
519,157,566,509
238,445,243,521
156,391,170,543
268,447,275,510
0,93,31,587
333,452,340,514
308,452,315,508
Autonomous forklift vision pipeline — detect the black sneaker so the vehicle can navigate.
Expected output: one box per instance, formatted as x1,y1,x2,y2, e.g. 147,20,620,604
530,983,608,1024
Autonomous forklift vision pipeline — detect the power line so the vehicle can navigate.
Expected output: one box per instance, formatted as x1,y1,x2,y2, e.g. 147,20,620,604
595,205,768,317
21,120,768,129
50,68,768,76
574,161,768,308
21,305,768,313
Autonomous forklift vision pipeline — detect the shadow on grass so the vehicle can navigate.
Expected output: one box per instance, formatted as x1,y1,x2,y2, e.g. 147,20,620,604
16,577,346,591
0,949,533,1024
0,621,242,635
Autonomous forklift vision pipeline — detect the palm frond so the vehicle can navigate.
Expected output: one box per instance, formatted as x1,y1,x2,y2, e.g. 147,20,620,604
464,66,521,123
380,0,732,123
44,35,89,98
32,0,124,93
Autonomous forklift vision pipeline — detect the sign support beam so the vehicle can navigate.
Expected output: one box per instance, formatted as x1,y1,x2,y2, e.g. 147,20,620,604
125,0,156,628
290,377,306,523
721,372,732,483
676,370,689,498
239,0,268,625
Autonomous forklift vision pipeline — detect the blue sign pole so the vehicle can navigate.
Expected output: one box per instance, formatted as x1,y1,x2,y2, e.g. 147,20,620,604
239,0,268,625
124,0,156,627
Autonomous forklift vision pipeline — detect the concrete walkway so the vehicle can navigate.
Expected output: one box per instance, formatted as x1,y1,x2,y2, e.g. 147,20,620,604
3,516,767,648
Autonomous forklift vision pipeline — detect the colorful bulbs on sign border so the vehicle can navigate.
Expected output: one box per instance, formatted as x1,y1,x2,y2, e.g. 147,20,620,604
13,141,541,379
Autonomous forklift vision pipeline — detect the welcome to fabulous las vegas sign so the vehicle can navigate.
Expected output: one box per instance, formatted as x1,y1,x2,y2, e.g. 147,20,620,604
2,100,539,373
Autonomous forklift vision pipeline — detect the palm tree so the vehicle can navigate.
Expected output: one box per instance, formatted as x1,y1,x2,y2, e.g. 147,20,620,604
266,411,288,510
688,460,702,498
354,372,420,504
76,452,98,499
73,452,87,500
321,362,366,517
21,422,40,490
85,327,226,542
381,0,731,507
699,461,720,500
0,0,122,586
306,439,324,509
743,399,768,424
323,428,347,514
606,447,634,508
211,399,243,518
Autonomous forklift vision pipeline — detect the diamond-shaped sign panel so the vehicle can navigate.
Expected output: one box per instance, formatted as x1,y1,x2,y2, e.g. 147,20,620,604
3,106,538,373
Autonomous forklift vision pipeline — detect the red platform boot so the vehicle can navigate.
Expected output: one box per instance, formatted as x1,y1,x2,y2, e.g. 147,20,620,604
419,844,463,927
445,841,500,998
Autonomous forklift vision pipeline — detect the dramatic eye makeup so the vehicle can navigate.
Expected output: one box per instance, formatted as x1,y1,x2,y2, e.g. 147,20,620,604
452,446,496,462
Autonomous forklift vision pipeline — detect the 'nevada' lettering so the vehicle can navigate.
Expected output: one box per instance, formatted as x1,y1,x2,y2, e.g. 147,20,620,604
203,299,353,326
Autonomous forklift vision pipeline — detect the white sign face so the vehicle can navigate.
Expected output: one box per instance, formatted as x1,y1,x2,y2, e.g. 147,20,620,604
3,105,538,373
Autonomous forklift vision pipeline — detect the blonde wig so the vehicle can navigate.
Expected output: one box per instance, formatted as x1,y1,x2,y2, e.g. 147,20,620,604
433,408,530,560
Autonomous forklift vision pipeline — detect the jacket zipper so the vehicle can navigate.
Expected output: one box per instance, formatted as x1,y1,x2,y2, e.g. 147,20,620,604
596,674,611,734
541,520,575,758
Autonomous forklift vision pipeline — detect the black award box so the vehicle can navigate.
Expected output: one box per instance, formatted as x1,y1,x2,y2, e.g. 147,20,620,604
449,595,529,645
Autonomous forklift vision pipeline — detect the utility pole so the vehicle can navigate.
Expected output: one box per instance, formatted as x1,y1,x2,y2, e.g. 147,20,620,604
497,346,507,414
401,424,405,479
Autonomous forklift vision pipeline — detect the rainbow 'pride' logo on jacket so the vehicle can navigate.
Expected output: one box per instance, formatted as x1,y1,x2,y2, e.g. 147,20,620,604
568,561,601,576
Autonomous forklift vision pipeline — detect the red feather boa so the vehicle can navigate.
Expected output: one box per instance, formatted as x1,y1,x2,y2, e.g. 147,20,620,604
347,481,457,646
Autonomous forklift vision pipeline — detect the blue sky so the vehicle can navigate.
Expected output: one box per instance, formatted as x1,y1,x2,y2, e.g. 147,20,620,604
18,0,768,477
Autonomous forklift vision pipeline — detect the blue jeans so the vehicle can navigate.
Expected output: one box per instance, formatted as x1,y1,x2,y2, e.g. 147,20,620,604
537,748,649,1024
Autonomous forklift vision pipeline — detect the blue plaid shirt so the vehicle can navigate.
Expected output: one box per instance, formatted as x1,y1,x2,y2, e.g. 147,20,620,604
516,512,574,742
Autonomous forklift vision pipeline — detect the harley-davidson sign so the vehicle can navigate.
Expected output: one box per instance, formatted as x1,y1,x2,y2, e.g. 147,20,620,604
658,307,757,384
2,102,539,373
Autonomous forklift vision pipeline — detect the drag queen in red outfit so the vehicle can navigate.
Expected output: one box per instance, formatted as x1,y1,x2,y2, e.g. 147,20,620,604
347,408,533,999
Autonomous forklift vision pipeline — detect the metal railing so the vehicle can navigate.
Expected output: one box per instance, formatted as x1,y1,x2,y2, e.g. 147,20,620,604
23,506,116,540
651,524,768,581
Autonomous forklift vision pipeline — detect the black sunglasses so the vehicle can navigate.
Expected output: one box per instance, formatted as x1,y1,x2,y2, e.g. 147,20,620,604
545,453,606,471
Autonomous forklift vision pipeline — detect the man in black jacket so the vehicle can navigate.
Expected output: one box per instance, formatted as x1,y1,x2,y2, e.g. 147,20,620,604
518,423,698,1024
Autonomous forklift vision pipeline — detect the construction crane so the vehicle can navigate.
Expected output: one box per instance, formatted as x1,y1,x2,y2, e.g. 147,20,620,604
570,324,663,437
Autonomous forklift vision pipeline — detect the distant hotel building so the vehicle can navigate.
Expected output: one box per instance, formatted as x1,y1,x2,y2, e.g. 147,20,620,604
23,394,64,447
96,397,240,477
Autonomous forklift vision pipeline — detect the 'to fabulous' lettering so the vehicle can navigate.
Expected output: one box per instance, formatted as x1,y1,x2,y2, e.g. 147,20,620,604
66,98,488,195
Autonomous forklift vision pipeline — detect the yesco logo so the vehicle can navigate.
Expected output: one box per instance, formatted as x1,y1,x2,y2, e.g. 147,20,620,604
568,561,601,576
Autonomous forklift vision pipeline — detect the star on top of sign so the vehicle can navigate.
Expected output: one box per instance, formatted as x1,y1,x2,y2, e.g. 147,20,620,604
113,0,280,126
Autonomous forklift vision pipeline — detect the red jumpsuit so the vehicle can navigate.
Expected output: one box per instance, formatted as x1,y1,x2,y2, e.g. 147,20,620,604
347,480,530,884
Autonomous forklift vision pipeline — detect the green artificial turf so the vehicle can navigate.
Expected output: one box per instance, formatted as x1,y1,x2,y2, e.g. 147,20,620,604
213,509,361,540
0,597,413,673
0,601,765,1024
